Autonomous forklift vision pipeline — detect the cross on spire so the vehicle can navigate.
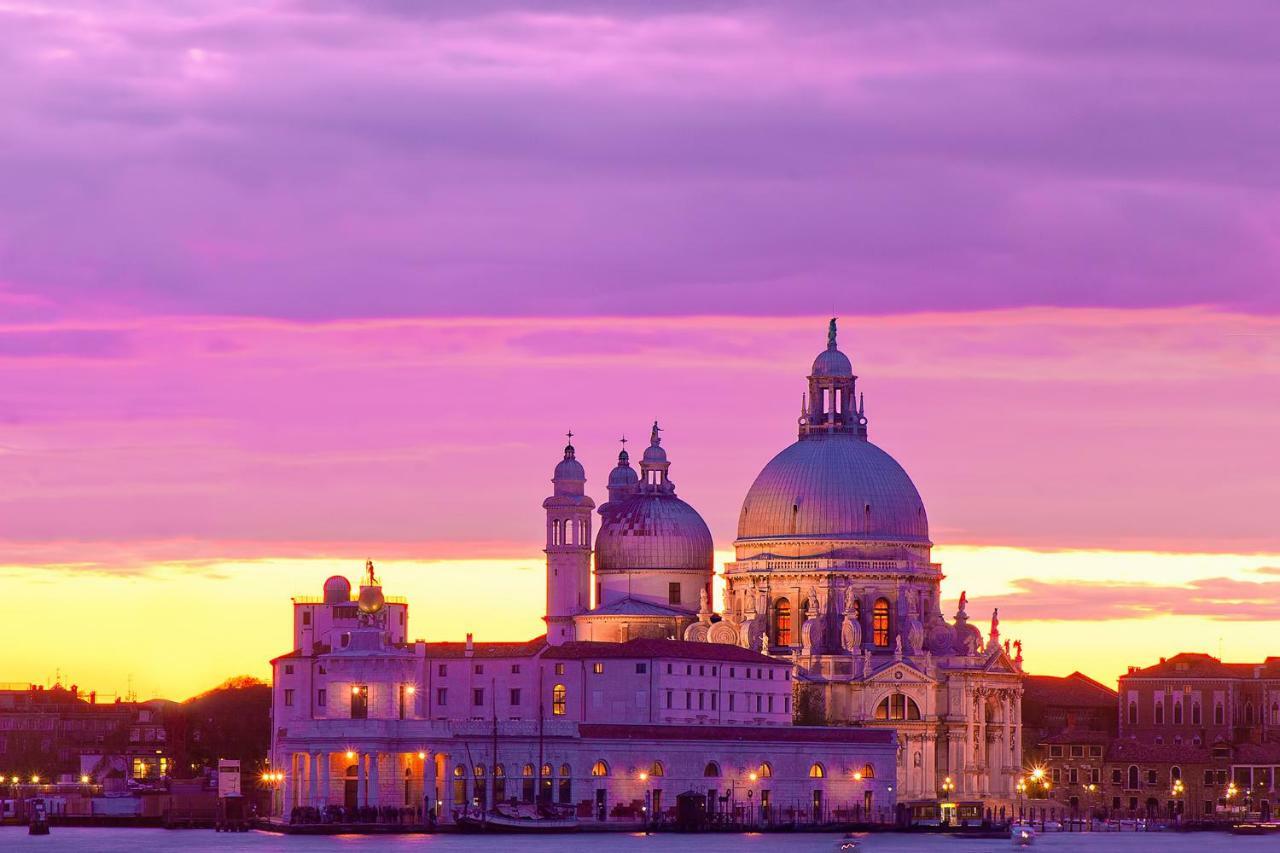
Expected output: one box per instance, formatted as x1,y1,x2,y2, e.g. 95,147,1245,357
619,434,627,447
565,429,574,444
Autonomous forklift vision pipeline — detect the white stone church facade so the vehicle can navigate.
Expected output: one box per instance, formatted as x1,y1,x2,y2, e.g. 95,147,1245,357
269,321,1022,825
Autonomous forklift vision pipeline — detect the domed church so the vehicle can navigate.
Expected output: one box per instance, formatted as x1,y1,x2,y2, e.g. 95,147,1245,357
685,319,1025,807
547,422,716,644
545,319,1026,809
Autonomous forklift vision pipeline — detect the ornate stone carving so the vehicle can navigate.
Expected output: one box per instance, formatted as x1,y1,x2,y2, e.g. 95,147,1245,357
708,621,738,645
800,587,822,655
841,609,862,653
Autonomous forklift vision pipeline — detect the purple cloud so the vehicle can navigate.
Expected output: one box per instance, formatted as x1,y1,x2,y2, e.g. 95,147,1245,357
2,2,1279,318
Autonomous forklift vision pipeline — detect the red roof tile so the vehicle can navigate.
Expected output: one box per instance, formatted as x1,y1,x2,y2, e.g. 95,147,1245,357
1023,672,1117,708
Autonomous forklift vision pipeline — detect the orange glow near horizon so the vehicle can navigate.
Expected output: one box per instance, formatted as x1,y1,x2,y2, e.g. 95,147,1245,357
2,546,1278,700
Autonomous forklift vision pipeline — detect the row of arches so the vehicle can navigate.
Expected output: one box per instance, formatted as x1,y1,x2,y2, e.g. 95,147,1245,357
772,596,891,647
580,759,872,780
549,517,589,546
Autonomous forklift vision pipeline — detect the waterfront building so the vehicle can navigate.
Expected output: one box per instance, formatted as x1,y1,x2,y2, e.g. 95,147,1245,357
0,683,170,784
1113,652,1280,820
680,320,1025,808
268,320,1025,825
1023,671,1117,792
270,564,895,825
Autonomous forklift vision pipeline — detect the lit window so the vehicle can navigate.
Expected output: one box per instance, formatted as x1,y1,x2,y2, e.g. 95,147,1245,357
872,599,890,646
592,662,604,675
552,684,567,716
773,599,792,646
591,760,609,777
809,762,825,778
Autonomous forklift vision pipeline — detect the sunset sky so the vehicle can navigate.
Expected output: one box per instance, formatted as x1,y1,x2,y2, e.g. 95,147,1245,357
1,1,1277,700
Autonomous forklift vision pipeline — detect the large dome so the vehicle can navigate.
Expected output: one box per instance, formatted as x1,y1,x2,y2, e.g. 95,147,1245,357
596,493,714,572
737,434,929,544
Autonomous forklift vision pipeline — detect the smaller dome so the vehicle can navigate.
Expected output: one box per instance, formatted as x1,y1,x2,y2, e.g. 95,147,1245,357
608,453,639,490
323,576,351,604
554,444,585,481
642,444,667,464
811,347,852,377
357,585,385,614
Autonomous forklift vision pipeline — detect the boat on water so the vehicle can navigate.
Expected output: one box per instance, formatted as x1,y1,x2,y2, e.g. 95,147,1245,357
455,803,580,833
1010,823,1036,847
835,832,860,850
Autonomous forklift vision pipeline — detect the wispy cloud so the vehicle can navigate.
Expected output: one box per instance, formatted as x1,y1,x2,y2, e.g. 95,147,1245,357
994,570,1280,622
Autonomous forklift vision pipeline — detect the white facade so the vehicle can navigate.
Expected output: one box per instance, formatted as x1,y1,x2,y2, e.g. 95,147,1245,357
680,319,1025,809
270,568,896,826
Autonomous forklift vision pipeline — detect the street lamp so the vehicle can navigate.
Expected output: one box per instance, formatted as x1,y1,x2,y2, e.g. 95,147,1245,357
638,771,650,832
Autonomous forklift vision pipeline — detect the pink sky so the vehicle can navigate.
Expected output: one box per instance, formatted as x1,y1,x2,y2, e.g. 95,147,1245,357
1,1,1278,697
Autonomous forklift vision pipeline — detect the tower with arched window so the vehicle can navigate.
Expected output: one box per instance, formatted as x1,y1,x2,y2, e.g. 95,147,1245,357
543,438,595,645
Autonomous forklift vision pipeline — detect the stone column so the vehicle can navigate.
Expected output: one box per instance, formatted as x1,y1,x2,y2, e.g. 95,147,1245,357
308,753,320,807
280,752,294,816
440,753,454,824
369,751,381,809
357,752,367,807
313,753,325,804
1012,693,1023,780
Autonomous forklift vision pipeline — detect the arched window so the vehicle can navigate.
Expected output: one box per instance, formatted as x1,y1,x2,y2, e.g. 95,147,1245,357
1128,702,1137,725
1154,702,1164,725
552,684,567,716
493,764,505,801
474,764,485,778
1171,766,1181,781
553,520,562,545
649,761,664,777
874,694,922,721
454,764,466,777
872,598,890,646
809,762,826,779
1128,765,1139,789
591,760,609,777
773,599,792,646
1173,702,1183,725
704,761,721,777
1192,703,1202,725
758,762,772,778
560,763,571,777
541,763,553,778
522,764,534,777
1214,703,1224,726
861,763,875,779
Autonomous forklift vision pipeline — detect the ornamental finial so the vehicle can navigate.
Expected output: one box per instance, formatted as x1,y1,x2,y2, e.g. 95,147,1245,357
827,317,838,350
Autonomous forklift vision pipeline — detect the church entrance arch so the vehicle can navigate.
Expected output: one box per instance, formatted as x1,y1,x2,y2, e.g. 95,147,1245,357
344,764,358,811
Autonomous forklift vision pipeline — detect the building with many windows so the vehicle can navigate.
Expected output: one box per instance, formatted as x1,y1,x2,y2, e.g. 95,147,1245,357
267,320,1031,826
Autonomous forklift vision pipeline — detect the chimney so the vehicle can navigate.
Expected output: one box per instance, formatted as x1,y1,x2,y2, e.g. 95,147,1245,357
89,691,96,705
1159,657,1166,664
465,633,474,657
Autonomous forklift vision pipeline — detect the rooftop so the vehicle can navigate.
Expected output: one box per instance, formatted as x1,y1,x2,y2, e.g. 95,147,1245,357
1122,652,1263,679
544,638,780,664
1023,672,1117,708
579,723,895,745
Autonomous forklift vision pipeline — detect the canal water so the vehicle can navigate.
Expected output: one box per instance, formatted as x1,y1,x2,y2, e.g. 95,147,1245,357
0,828,1271,852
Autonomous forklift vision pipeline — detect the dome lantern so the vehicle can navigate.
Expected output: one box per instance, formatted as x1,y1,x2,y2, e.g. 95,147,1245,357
800,318,867,441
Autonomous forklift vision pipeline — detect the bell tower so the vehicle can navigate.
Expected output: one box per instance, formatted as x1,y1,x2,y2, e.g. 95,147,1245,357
543,434,595,645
